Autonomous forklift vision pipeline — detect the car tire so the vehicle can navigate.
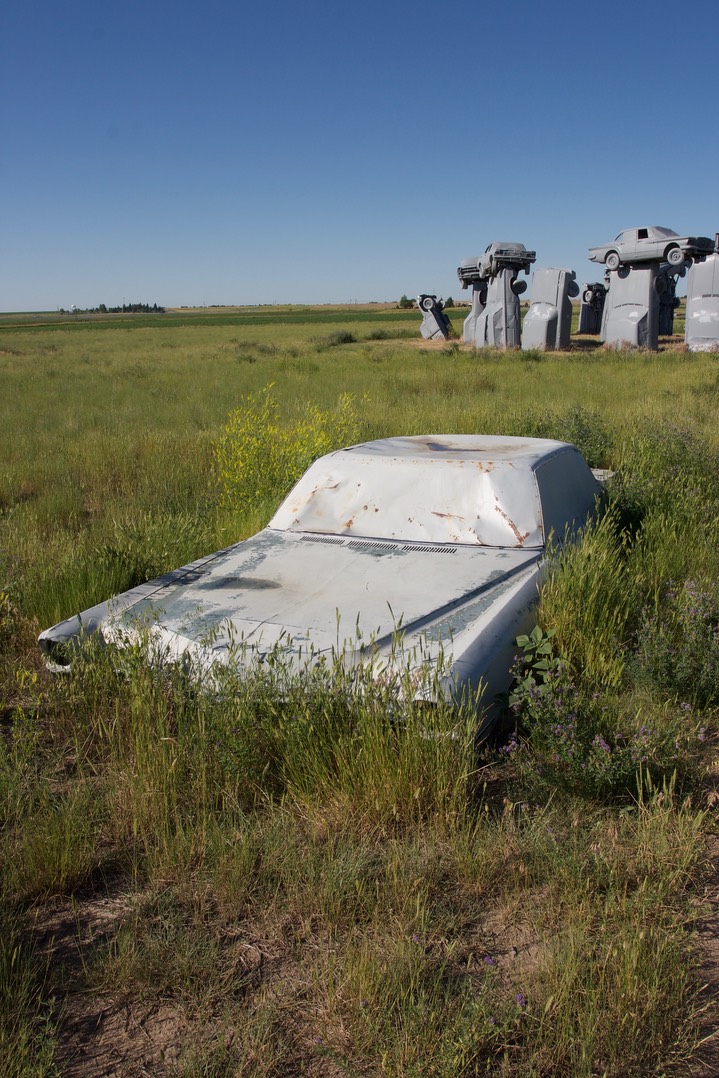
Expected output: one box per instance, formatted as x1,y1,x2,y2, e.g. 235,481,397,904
583,289,594,303
605,252,620,271
666,246,684,266
511,278,527,296
420,297,434,311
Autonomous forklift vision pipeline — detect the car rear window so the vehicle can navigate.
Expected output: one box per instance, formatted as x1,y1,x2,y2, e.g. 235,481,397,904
270,454,546,548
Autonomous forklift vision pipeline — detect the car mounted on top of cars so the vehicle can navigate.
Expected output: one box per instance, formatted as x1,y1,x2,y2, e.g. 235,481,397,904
457,242,536,287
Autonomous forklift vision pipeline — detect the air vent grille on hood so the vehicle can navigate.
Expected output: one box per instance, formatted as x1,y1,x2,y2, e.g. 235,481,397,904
300,534,458,555
347,540,399,552
403,545,457,554
299,535,345,546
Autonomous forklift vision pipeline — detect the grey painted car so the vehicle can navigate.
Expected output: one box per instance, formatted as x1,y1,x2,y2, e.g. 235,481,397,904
457,242,536,287
38,436,601,723
588,226,714,271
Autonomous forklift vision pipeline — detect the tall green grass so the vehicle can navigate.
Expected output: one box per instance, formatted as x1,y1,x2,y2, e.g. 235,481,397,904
1,309,718,1074
0,910,58,1078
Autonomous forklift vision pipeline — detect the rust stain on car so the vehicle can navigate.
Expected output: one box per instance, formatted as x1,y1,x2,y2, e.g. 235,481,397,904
431,511,466,522
493,505,529,546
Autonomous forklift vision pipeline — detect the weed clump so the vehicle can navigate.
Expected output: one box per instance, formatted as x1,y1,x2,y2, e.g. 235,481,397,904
214,384,365,512
539,510,630,690
364,327,415,341
0,909,58,1074
230,338,277,360
93,509,216,591
612,420,719,528
634,579,719,708
311,330,357,350
0,590,17,654
507,666,701,800
608,421,719,607
503,405,613,468
520,347,544,363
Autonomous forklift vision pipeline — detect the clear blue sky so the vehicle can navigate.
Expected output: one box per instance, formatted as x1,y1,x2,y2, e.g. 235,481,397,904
2,0,717,311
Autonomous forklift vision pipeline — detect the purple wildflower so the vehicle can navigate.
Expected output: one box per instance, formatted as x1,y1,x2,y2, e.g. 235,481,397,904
515,992,527,1008
483,954,497,966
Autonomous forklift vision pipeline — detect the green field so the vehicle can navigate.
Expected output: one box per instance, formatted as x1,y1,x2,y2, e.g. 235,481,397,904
1,306,718,1075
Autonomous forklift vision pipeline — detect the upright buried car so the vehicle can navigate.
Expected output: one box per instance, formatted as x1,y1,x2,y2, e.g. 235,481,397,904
39,436,602,723
588,226,714,271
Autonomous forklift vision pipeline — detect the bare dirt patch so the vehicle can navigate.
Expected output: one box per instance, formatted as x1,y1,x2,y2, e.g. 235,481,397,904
26,889,308,1076
26,893,189,1076
56,996,189,1077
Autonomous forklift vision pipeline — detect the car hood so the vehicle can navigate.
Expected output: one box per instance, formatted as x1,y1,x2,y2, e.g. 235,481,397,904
40,527,541,674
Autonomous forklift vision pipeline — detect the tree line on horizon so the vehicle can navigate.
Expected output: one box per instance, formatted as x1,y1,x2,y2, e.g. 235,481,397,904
59,302,166,314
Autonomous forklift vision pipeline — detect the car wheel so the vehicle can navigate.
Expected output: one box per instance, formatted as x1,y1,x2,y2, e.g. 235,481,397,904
583,289,594,303
420,297,434,311
666,246,684,266
511,278,527,295
605,251,620,271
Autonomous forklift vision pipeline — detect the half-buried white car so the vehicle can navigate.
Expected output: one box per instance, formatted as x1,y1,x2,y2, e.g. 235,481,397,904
39,435,602,724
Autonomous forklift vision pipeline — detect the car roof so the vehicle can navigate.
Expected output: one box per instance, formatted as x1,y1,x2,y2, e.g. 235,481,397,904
269,436,587,548
339,434,570,466
614,225,678,241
